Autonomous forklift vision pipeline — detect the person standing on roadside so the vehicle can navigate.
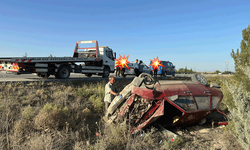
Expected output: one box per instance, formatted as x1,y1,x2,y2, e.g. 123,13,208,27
153,68,158,77
104,76,120,112
116,66,121,77
121,65,125,77
134,59,139,77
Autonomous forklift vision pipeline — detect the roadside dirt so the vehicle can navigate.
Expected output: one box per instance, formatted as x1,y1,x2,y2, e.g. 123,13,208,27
173,124,242,150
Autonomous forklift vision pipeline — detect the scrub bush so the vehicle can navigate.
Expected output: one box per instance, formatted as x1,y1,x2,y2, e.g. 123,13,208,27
226,65,250,150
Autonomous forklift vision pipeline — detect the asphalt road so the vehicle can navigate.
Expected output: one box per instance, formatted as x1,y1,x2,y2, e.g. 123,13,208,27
0,72,193,83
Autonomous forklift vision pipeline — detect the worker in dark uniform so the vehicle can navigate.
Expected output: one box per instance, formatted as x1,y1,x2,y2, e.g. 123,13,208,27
116,66,121,77
121,65,125,77
153,68,157,77
134,59,139,77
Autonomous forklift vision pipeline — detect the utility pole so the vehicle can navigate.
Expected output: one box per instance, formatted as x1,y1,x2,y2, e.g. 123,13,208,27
225,61,230,72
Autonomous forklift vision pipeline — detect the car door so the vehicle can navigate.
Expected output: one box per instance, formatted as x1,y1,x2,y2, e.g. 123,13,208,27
125,63,134,75
168,62,174,74
142,63,151,74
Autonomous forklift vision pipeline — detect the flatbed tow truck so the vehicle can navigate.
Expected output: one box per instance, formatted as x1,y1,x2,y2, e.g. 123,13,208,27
0,40,116,79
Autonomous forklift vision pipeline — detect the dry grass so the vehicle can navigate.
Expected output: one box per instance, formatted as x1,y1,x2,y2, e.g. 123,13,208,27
0,80,105,149
0,76,242,150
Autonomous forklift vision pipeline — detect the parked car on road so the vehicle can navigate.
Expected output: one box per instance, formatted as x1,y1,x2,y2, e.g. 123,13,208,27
150,61,175,77
121,62,153,77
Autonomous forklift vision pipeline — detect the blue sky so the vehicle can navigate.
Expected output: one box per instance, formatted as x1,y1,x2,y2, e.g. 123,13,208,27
0,0,249,72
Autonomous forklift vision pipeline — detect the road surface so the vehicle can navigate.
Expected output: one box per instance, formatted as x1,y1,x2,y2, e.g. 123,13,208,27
0,72,193,83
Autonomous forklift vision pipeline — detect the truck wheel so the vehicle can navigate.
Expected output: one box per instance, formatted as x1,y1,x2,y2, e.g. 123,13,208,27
139,73,155,89
103,68,110,78
85,74,92,77
191,73,207,86
57,66,70,79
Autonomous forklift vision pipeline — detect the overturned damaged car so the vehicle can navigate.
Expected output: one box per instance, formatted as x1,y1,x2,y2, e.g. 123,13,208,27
106,73,224,134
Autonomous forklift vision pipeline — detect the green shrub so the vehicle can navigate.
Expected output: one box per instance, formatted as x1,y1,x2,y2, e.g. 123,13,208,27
34,103,69,130
226,65,250,150
43,103,69,115
22,105,34,120
160,136,184,150
89,94,105,113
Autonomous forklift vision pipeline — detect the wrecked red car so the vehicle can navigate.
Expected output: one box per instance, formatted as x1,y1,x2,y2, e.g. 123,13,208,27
106,73,223,133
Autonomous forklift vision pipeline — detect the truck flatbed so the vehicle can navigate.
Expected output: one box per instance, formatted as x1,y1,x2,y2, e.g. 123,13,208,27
0,57,102,63
0,40,116,79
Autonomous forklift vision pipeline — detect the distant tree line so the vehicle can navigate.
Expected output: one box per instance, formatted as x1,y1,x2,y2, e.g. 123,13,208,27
177,67,195,73
214,70,233,74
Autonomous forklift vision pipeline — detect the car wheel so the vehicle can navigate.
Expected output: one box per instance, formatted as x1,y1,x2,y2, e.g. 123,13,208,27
191,73,208,85
85,73,92,77
57,66,70,79
103,67,110,78
139,73,155,89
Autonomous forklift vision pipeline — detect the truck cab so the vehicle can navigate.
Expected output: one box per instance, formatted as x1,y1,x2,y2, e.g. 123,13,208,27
73,40,116,77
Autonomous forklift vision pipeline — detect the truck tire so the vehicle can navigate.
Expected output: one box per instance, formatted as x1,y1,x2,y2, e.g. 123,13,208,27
191,73,207,86
139,73,155,89
103,67,110,78
85,74,92,77
57,66,70,79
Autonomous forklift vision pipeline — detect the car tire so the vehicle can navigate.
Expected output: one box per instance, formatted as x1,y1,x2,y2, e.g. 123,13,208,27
139,73,155,89
57,66,70,79
191,73,208,86
103,67,110,78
